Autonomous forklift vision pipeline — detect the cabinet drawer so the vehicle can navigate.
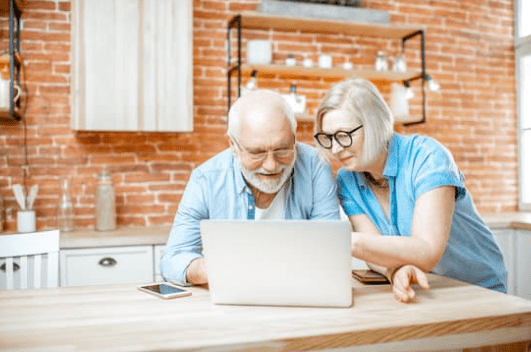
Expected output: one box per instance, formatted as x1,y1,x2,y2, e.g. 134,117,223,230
60,246,153,287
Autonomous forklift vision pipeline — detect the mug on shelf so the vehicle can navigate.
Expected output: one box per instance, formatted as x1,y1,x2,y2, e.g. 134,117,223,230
246,40,272,65
0,78,21,109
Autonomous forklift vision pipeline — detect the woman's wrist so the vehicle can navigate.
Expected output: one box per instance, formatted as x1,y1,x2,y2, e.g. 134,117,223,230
385,265,404,285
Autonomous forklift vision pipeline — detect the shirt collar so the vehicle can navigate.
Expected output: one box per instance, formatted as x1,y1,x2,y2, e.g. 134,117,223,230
383,133,399,178
353,133,398,189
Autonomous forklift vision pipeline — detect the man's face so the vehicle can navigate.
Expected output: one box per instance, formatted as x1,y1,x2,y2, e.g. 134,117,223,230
232,115,296,194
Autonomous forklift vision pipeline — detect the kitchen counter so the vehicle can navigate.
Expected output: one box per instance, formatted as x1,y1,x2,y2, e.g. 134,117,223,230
59,225,170,249
482,212,531,230
2,212,528,250
57,212,531,249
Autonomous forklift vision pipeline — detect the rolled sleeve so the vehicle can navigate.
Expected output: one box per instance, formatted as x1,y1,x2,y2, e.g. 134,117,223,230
160,169,208,285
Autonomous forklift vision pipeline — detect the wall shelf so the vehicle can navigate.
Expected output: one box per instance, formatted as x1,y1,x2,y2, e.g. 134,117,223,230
233,64,421,82
227,11,427,126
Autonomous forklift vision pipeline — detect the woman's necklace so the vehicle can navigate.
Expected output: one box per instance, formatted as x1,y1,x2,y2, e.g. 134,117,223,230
364,172,389,189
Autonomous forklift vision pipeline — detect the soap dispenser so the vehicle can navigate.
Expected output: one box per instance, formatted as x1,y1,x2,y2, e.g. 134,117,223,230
94,167,116,231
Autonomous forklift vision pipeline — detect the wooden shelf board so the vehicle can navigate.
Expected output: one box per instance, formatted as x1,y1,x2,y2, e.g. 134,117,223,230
238,12,423,39
235,64,420,82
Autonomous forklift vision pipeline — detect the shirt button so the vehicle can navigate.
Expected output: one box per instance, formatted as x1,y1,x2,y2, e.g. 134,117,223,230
248,205,253,210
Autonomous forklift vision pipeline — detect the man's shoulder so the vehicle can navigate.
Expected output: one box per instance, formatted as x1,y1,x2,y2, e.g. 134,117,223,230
193,148,235,175
294,142,324,163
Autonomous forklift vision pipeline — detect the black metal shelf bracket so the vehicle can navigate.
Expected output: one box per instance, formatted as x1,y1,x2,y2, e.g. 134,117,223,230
226,15,428,125
401,29,427,126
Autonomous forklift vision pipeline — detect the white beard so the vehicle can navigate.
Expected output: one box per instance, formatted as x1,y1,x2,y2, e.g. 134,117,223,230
239,151,296,194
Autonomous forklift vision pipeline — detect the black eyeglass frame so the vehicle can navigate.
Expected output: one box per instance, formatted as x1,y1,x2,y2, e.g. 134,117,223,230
314,125,364,149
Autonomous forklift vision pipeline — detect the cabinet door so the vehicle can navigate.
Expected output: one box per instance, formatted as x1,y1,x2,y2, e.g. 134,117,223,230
492,229,515,295
515,230,531,300
72,0,193,132
153,244,165,283
60,245,153,287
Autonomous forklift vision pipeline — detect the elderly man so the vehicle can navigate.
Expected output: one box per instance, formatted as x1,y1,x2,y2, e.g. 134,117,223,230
160,90,340,286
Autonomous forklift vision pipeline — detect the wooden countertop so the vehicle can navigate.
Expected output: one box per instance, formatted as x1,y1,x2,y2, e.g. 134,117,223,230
1,275,530,351
482,212,531,230
2,212,529,250
59,225,170,249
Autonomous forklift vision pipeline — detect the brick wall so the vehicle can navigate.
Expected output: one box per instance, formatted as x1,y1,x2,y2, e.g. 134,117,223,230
0,0,516,231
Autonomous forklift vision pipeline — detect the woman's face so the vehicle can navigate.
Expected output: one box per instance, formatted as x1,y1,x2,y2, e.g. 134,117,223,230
321,108,365,171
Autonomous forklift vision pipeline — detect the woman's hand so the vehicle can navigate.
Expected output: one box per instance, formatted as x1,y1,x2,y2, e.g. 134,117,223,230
391,265,430,303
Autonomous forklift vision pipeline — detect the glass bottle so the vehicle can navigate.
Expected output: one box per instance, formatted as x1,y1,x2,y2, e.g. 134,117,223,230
94,167,116,231
57,178,74,232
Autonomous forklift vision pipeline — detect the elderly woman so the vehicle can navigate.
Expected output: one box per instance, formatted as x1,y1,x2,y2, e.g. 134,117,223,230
314,77,507,302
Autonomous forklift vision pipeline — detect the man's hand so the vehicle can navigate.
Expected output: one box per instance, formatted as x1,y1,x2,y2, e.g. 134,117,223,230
186,258,208,285
391,265,430,303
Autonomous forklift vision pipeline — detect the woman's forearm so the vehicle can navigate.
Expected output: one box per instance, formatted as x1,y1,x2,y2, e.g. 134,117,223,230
352,232,439,272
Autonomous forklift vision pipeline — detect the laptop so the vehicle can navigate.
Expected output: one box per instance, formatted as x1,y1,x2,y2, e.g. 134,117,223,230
200,220,352,308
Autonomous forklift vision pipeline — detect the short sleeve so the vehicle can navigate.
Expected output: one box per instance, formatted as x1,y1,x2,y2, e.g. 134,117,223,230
410,137,466,201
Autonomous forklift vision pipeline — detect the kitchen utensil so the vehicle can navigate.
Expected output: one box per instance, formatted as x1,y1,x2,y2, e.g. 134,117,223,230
13,184,26,210
27,184,38,210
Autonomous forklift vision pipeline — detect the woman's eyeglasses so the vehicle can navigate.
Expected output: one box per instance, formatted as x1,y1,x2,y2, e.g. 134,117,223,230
314,125,363,149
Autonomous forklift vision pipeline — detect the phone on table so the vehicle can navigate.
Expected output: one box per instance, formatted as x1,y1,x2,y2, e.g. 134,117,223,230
137,283,192,299
352,269,390,285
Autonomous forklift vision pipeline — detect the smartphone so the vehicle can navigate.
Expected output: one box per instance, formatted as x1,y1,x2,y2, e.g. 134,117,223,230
352,269,390,285
137,283,192,299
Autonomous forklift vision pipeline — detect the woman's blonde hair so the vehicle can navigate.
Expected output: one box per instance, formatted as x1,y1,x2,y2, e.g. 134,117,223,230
315,78,394,165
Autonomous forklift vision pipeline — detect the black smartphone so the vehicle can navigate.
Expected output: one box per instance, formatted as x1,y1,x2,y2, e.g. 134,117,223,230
137,283,192,299
352,269,390,285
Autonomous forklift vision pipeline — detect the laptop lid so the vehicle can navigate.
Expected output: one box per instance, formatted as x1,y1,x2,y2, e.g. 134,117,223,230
200,220,352,308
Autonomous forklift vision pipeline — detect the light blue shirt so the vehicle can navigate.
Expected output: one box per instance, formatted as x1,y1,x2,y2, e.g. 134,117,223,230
160,143,340,285
337,133,508,292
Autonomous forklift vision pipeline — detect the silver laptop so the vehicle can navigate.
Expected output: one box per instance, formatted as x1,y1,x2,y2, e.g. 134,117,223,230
200,220,352,308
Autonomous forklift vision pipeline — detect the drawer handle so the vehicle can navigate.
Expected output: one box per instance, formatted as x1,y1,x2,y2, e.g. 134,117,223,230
0,262,20,272
98,257,117,267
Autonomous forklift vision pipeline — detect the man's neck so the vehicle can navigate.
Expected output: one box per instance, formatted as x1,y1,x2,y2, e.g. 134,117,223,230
249,185,278,209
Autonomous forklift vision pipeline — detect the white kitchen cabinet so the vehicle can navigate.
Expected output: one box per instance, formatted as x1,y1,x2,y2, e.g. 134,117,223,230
492,229,516,295
153,244,165,282
72,0,193,132
60,245,153,287
515,230,531,300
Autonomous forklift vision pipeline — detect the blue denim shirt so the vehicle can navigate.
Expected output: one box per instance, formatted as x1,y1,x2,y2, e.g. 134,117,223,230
160,143,340,285
337,133,508,292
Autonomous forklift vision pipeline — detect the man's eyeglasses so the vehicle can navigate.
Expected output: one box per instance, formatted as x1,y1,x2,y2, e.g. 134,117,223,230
233,138,295,163
314,125,363,149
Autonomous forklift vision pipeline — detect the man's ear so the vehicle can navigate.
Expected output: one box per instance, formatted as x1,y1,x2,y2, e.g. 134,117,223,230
228,136,238,156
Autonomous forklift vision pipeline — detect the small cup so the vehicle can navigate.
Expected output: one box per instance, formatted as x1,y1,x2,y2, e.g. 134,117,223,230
318,54,332,69
17,210,36,233
302,58,313,68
